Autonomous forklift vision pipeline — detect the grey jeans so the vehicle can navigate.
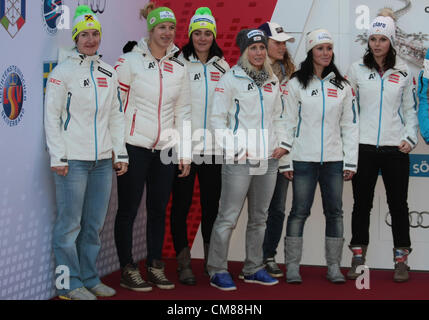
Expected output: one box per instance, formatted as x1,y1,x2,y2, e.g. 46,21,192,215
207,159,278,276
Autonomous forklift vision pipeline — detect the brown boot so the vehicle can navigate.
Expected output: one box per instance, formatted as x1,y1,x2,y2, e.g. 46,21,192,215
346,245,368,280
203,243,210,276
177,247,196,285
393,248,411,283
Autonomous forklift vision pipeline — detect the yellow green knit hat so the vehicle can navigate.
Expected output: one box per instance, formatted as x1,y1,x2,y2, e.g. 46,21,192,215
72,5,102,40
147,7,176,31
188,7,217,38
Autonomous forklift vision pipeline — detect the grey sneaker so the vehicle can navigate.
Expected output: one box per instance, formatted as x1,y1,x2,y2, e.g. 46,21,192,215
264,258,284,278
89,283,116,297
147,260,175,290
58,287,97,300
120,263,152,292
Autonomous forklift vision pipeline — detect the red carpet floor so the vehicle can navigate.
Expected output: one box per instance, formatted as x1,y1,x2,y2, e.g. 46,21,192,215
95,259,429,300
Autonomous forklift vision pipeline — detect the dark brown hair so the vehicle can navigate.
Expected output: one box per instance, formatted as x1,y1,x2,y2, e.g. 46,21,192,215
363,42,397,72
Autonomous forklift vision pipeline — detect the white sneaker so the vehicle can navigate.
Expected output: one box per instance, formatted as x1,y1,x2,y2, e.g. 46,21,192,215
59,287,97,300
89,283,116,297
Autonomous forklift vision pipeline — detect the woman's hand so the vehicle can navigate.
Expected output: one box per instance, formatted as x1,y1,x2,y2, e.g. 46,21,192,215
398,140,412,154
114,162,128,176
178,160,191,178
51,166,68,176
343,170,355,181
283,170,294,180
272,147,288,159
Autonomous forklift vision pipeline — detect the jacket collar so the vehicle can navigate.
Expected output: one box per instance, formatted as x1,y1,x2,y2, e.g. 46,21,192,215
187,54,221,65
314,71,336,82
136,37,179,62
58,47,102,64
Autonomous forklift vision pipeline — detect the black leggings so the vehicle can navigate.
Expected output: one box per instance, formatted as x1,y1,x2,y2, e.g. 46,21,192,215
350,144,411,248
114,144,175,267
170,157,222,254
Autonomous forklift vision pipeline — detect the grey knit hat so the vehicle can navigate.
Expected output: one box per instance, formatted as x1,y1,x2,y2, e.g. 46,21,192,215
236,28,267,54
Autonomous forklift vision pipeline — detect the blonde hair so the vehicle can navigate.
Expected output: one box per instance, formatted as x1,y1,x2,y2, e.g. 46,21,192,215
140,1,156,20
239,47,274,78
377,7,397,21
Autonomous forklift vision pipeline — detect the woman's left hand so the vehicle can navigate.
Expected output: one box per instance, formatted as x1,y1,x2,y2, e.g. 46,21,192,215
343,170,355,181
272,147,288,159
398,140,412,154
178,160,191,178
114,162,128,176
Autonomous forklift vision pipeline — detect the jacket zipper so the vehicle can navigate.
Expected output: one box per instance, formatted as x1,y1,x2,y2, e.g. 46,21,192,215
152,62,163,149
64,92,72,130
89,61,99,162
376,78,384,148
296,102,302,137
203,64,208,152
352,99,357,124
320,80,325,164
130,109,137,136
233,99,240,134
257,86,266,159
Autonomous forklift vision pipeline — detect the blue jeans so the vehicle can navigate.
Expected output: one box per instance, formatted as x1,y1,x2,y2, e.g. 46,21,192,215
52,159,113,294
286,161,344,238
263,173,289,259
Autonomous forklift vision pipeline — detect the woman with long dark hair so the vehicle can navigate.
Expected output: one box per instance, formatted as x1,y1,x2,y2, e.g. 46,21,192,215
282,29,359,284
346,9,418,282
169,7,230,285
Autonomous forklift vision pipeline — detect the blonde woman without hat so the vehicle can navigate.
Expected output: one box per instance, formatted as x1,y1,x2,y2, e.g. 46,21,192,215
346,9,418,283
45,5,128,300
113,2,191,292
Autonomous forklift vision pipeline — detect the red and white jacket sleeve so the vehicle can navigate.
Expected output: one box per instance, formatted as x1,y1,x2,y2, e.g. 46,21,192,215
115,55,132,113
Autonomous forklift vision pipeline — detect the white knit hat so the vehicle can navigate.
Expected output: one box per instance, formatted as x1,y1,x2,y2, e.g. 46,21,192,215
305,29,334,53
368,15,396,45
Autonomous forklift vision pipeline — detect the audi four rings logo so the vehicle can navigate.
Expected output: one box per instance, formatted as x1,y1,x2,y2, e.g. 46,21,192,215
78,0,106,14
385,211,429,229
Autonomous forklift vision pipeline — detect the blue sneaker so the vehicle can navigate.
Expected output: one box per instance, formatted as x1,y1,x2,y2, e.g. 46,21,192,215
244,269,279,286
210,273,237,291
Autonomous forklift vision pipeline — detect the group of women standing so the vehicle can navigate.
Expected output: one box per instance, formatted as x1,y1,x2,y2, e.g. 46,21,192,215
44,3,421,299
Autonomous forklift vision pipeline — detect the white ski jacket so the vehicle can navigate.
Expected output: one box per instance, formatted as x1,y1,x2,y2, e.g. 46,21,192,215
178,53,230,156
211,65,288,161
283,72,359,172
44,49,128,167
115,38,192,160
346,57,418,148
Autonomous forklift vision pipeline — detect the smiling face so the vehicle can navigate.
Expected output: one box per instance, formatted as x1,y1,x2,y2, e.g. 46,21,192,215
312,43,333,69
192,28,214,56
150,21,176,50
76,29,101,56
247,42,267,69
369,34,391,59
267,38,287,61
